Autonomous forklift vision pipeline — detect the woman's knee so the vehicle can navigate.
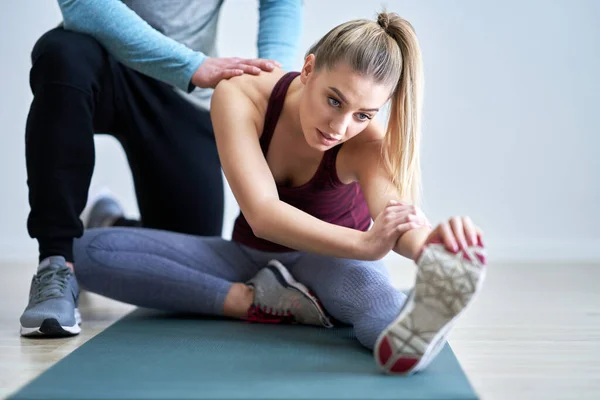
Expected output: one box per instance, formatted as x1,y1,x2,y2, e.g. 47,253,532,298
30,27,108,89
341,261,391,293
72,228,121,287
292,256,390,297
335,262,405,311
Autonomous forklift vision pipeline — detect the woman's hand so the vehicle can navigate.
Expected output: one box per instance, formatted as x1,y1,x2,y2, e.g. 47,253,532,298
360,200,429,260
418,216,485,261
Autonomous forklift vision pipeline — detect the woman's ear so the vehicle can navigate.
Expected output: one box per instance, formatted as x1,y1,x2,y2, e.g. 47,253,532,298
300,54,315,84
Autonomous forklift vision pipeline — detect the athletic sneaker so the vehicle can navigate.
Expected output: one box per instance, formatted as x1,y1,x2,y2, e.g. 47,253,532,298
246,260,333,328
374,242,487,375
20,256,81,337
85,193,124,229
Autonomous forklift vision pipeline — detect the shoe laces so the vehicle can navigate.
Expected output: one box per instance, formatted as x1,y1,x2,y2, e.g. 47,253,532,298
32,264,72,303
246,303,296,324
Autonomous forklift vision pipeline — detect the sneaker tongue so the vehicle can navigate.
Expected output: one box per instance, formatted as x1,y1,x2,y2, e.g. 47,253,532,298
38,256,67,272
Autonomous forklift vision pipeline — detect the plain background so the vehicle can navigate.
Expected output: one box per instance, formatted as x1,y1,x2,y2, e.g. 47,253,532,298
0,0,598,267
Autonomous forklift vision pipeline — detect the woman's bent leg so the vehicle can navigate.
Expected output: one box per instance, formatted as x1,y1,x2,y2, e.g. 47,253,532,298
73,227,258,316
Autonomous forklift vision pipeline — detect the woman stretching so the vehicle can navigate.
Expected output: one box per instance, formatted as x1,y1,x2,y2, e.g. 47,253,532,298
73,12,487,375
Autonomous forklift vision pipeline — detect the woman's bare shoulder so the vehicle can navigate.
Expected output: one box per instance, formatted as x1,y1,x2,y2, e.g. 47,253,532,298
213,69,287,116
337,119,386,183
345,119,386,157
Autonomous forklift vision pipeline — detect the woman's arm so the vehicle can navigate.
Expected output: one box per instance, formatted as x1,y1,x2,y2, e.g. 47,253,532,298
211,79,374,260
393,227,431,260
352,132,487,262
350,124,432,261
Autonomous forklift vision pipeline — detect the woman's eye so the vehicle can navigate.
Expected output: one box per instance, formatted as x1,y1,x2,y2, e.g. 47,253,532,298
328,97,340,107
357,113,371,121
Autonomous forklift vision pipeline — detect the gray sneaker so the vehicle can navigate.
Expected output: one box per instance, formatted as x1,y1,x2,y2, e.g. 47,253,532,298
85,194,124,229
20,256,81,337
247,260,333,328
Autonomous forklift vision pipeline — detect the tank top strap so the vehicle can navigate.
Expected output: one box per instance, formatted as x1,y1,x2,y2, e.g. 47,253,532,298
259,72,301,155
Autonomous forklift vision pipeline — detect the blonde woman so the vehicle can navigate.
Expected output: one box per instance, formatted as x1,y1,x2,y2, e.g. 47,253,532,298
73,12,487,375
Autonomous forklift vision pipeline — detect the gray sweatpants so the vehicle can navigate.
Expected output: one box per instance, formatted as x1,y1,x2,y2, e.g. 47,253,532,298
73,227,407,349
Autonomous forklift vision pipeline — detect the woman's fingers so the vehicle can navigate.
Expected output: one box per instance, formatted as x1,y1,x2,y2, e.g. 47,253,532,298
381,205,415,223
462,216,478,246
384,205,412,213
439,222,458,252
476,226,485,247
450,217,468,251
387,207,425,236
396,221,421,233
426,216,485,254
381,201,429,237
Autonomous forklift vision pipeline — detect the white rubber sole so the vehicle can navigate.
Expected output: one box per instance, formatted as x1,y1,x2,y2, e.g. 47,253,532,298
20,308,82,337
267,260,334,328
374,243,487,375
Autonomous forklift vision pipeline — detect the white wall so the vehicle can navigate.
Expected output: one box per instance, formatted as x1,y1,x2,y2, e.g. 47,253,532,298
0,0,598,265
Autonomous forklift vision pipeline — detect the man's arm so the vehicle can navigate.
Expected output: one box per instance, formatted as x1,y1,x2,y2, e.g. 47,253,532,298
257,0,303,71
58,0,205,92
58,0,282,92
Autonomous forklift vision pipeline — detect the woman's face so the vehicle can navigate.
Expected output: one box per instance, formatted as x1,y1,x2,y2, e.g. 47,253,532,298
299,57,393,151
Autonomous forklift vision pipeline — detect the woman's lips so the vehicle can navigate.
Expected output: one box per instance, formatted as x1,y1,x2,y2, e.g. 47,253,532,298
317,129,340,145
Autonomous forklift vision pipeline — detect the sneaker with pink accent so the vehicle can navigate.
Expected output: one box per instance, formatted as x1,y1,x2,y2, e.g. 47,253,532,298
246,260,333,328
374,242,487,375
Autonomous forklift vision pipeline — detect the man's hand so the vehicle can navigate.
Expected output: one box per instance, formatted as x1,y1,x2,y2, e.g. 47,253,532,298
191,57,282,88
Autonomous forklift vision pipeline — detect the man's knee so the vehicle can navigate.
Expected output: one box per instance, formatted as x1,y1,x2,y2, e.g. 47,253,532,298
30,27,108,89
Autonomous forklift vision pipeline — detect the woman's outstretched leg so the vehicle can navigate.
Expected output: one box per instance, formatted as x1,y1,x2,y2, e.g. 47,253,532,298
373,243,486,374
287,243,487,375
287,255,406,348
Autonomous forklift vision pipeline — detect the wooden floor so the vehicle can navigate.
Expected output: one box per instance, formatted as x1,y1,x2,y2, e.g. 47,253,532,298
1,260,599,399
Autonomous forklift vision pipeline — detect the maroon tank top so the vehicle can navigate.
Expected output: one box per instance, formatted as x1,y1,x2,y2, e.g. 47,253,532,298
231,72,371,252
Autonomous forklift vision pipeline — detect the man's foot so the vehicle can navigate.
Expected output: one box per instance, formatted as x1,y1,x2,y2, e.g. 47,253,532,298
374,243,487,375
246,260,333,328
85,192,124,229
20,256,81,337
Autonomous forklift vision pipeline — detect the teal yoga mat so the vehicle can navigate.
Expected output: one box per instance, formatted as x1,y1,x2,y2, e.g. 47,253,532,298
10,309,478,399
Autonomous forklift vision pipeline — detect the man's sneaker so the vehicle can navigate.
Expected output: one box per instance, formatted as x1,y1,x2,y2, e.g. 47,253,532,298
246,260,333,328
85,192,124,229
374,242,487,375
20,256,81,337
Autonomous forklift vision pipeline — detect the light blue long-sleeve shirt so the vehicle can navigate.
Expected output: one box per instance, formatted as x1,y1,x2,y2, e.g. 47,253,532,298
57,0,302,109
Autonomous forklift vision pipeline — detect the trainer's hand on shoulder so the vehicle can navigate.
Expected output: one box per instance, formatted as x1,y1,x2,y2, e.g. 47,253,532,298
191,57,282,88
360,200,428,261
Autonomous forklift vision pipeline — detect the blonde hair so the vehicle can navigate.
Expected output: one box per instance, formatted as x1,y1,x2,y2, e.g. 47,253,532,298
306,12,424,205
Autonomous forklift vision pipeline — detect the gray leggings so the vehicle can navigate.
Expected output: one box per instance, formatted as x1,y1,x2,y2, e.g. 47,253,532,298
73,227,407,349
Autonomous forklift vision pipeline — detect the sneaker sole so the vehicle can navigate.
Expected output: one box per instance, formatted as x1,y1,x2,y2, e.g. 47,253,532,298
374,243,487,375
20,308,82,337
267,260,334,328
